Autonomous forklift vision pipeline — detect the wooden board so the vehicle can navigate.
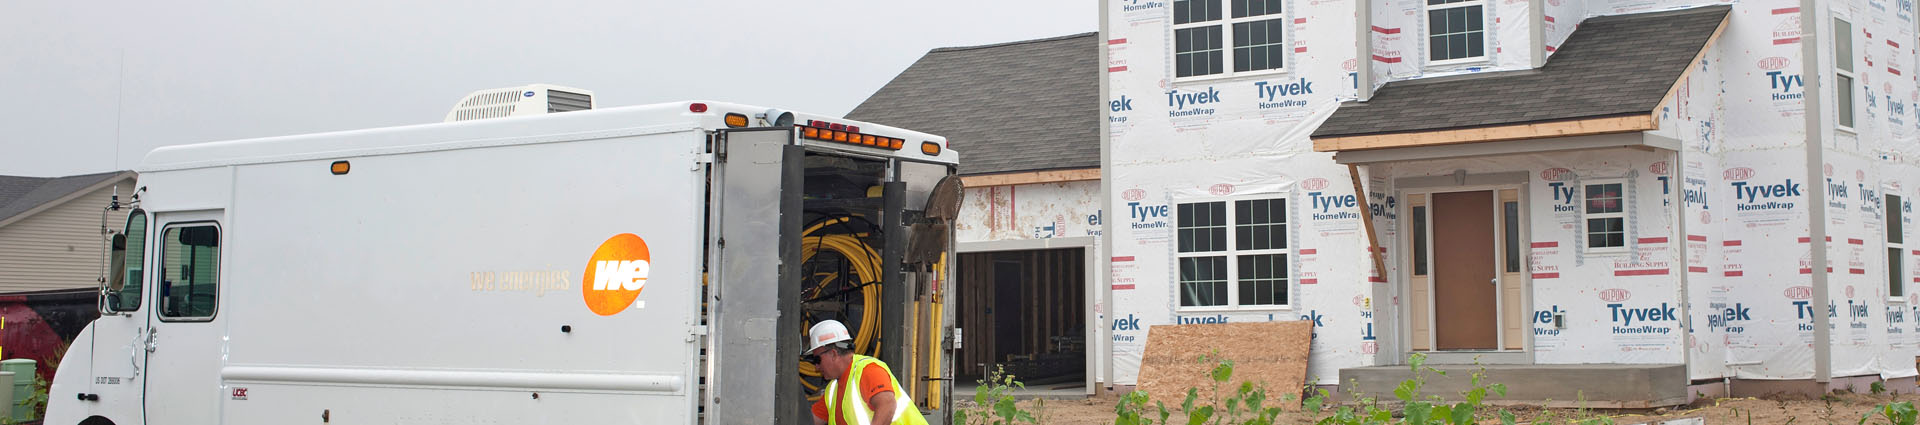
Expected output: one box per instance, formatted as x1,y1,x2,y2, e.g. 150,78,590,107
1137,321,1313,410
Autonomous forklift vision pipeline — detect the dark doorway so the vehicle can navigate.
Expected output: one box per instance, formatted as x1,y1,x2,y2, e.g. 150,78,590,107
955,248,1086,387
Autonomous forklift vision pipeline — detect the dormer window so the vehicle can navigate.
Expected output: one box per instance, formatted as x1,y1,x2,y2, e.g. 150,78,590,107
1426,0,1487,64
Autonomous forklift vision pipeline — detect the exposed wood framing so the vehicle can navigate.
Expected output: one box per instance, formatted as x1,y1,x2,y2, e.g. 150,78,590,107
960,168,1101,188
1312,115,1657,152
954,249,1087,380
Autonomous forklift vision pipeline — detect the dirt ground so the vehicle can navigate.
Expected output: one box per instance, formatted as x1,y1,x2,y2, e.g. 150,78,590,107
959,391,1919,424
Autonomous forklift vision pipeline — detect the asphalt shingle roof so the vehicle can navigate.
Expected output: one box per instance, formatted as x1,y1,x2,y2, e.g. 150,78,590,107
0,171,131,224
1313,5,1729,139
847,33,1100,176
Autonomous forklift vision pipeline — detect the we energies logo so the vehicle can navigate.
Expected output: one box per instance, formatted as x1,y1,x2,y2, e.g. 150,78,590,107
583,234,652,316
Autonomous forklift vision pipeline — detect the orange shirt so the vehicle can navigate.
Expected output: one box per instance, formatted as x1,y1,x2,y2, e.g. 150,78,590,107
810,362,897,423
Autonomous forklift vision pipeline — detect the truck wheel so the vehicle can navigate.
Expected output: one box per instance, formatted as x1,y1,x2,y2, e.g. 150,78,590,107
79,416,115,425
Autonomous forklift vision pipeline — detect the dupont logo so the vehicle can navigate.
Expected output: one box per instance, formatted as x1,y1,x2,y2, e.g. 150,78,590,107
1823,163,1834,177
1857,170,1867,182
1122,188,1146,202
1845,285,1856,299
1598,288,1633,302
1723,167,1756,181
1209,183,1235,196
1301,178,1330,191
582,233,652,316
1649,161,1670,176
1784,285,1814,300
1341,59,1358,72
1541,168,1577,182
1757,57,1790,70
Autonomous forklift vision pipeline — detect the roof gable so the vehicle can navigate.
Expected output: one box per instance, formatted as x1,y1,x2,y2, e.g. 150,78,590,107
0,171,134,225
847,33,1100,176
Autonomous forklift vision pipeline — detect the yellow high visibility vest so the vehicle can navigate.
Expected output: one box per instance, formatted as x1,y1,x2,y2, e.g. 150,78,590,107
824,355,928,425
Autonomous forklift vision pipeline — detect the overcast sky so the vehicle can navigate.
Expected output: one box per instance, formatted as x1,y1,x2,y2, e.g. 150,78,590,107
0,1,1095,177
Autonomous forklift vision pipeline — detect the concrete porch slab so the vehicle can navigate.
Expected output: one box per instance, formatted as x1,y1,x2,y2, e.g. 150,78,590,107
1339,364,1688,408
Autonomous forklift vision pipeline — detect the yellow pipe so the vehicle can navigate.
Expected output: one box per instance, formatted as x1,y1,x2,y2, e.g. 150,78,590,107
926,253,946,407
796,222,885,401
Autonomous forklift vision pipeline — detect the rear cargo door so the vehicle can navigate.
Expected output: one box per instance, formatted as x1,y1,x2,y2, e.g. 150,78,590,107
707,127,804,424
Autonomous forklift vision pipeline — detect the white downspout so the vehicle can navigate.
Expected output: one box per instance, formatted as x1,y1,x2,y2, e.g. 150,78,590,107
1800,0,1833,384
1097,0,1117,392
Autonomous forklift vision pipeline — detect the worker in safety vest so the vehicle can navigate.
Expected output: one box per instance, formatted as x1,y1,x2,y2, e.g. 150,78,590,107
805,320,927,425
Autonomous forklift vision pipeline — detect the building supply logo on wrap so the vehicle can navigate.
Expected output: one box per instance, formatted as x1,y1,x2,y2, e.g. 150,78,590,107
582,233,651,316
1370,25,1404,64
1771,8,1801,45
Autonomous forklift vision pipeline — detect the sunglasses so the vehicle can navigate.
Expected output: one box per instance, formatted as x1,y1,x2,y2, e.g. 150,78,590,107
802,353,822,364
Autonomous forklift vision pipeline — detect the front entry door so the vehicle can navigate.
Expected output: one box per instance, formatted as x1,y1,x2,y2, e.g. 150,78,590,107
1431,191,1498,350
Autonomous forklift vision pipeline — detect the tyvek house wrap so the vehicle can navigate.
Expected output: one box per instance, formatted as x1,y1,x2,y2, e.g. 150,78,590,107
1105,0,1920,387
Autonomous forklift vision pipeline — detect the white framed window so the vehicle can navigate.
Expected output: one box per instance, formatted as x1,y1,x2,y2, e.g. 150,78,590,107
1175,196,1290,310
1583,181,1629,252
1425,0,1488,64
1170,0,1288,80
1891,193,1907,301
1835,17,1857,131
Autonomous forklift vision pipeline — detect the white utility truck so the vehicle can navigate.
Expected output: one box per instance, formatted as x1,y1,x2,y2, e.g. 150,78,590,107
46,97,962,425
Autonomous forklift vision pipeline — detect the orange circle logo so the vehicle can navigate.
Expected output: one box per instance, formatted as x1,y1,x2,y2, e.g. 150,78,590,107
582,233,651,316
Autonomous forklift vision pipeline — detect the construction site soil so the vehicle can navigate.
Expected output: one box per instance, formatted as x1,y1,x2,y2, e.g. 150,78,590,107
960,391,1919,424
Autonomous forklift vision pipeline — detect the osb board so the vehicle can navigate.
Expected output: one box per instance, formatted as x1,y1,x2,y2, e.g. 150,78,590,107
1137,321,1313,410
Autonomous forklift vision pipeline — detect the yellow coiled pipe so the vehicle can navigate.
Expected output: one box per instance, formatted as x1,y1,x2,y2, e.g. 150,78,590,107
797,217,884,399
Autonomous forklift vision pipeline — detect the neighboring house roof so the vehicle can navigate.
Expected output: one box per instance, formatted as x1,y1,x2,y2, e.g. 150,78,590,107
0,171,136,227
847,32,1100,176
1313,5,1730,139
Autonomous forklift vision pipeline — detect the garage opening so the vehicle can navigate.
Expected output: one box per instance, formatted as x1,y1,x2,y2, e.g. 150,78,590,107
955,248,1086,389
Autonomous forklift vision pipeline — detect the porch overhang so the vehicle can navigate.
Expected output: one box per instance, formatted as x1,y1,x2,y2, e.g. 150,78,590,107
1330,129,1682,165
1310,5,1728,161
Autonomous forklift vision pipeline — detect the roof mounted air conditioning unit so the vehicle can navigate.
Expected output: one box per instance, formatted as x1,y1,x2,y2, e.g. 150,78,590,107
444,84,595,122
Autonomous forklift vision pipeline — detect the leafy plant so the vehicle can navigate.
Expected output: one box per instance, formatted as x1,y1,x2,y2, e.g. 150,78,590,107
17,376,47,420
1861,401,1919,425
1875,381,1891,396
954,365,1037,425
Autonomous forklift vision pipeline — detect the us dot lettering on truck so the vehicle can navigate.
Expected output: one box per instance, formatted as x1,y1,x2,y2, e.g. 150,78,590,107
582,233,652,316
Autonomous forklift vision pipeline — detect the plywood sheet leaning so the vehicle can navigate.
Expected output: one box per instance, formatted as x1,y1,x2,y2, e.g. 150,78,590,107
1136,321,1313,410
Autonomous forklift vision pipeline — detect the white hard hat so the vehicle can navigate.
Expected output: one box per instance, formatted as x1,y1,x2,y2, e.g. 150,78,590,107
808,320,853,353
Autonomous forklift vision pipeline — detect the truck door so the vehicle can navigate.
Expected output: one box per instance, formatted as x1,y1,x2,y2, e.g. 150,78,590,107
707,127,805,424
89,208,152,423
142,210,226,424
